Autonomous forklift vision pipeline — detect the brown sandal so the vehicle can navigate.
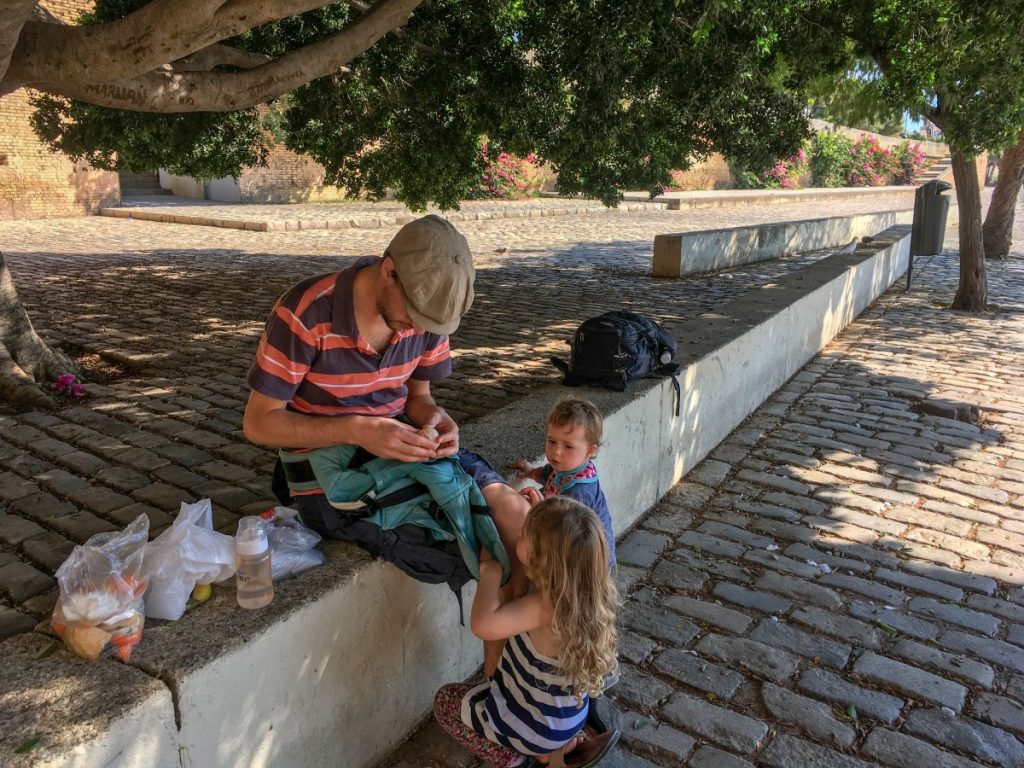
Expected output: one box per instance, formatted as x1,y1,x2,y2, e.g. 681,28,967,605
536,728,620,768
563,729,620,767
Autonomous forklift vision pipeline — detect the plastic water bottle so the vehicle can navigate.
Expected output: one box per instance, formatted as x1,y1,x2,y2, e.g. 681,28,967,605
235,516,273,609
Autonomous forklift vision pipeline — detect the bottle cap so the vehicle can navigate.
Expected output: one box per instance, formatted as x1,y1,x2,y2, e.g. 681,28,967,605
660,350,673,365
236,516,269,556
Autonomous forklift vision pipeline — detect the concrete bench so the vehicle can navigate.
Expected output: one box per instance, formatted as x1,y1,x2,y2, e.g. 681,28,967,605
653,209,913,278
0,226,911,768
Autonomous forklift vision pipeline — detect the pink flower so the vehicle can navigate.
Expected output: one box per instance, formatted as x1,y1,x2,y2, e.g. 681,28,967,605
54,373,84,398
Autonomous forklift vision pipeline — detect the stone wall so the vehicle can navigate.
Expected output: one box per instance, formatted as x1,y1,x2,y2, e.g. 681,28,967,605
0,0,120,221
237,143,346,203
809,118,949,158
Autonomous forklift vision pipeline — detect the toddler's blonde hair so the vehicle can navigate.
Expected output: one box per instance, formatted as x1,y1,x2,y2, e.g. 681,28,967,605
524,496,618,700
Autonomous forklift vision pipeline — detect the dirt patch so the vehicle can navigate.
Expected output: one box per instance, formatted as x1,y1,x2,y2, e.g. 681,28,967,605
60,342,137,384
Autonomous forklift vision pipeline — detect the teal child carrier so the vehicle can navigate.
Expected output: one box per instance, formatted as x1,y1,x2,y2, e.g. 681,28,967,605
279,445,511,587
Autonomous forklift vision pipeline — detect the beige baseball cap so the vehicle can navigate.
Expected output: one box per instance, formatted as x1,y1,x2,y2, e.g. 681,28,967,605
386,214,475,335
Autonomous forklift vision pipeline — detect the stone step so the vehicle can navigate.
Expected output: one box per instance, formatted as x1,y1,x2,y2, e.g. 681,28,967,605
121,187,171,196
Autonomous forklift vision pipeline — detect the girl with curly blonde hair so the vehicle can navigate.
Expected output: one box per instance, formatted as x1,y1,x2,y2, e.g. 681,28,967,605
434,496,620,768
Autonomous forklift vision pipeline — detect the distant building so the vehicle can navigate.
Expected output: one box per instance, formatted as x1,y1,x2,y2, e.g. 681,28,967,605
0,1,120,220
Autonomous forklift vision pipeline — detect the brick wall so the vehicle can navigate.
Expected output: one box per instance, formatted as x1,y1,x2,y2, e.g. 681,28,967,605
237,143,345,203
0,0,120,221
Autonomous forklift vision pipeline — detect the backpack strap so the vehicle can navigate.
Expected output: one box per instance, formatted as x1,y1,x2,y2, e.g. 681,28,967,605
356,482,432,514
550,356,570,376
651,363,682,417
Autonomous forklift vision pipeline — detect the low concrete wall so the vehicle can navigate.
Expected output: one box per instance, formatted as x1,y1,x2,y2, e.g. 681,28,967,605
653,209,913,278
622,185,916,210
168,559,480,768
0,634,180,768
0,227,912,768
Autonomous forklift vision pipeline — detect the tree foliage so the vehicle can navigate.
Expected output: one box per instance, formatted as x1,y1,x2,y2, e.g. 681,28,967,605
30,96,268,178
786,0,1024,156
807,60,907,136
777,0,1024,309
27,0,817,208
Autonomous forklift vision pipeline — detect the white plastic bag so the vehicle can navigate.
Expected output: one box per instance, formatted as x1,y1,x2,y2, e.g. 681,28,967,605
141,499,235,620
262,506,324,581
52,514,149,661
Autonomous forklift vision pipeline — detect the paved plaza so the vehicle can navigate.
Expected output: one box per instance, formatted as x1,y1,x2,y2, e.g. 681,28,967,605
2,190,1024,768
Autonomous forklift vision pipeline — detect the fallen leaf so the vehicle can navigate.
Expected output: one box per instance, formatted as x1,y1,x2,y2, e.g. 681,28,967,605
36,640,60,660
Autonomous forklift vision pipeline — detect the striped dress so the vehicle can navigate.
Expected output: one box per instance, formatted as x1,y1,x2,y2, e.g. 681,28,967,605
461,632,589,756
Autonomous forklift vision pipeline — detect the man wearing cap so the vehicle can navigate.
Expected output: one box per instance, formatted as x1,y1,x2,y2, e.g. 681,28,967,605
243,215,528,607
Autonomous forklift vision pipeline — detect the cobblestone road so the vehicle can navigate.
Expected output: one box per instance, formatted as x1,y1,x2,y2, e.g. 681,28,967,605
3,189,1023,768
0,194,913,631
378,196,1024,768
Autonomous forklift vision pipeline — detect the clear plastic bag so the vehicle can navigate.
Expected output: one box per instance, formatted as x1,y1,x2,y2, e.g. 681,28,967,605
51,514,149,661
141,499,236,620
261,506,324,581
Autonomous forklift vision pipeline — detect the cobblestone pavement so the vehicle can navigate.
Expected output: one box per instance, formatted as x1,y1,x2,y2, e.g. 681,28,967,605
0,188,1008,763
379,198,1024,767
2,194,919,632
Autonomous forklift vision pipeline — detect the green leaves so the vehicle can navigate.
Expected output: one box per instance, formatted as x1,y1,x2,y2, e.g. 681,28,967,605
788,0,1024,156
15,737,40,754
30,95,267,181
32,0,818,203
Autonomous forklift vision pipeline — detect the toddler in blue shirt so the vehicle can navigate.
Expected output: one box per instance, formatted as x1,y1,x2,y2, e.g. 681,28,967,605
513,397,616,567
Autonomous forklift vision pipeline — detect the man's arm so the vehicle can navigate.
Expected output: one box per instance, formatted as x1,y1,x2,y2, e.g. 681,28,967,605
242,390,439,461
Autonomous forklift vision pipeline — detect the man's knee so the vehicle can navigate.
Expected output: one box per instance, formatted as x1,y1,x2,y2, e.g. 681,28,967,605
484,483,529,538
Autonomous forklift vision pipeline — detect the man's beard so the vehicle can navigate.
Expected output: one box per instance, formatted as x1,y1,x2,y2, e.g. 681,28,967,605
377,296,413,333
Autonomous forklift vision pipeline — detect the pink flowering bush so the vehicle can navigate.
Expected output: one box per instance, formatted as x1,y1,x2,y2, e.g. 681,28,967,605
732,134,928,190
760,146,810,189
845,135,895,187
471,141,550,200
53,373,84,398
891,141,926,185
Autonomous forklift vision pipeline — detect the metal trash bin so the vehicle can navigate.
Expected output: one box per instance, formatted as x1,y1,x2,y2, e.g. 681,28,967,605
907,179,952,289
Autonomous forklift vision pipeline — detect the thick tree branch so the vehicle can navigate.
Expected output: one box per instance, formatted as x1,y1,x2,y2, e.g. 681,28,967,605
0,0,38,85
344,0,446,57
4,0,227,92
2,0,351,94
168,43,273,72
32,0,421,112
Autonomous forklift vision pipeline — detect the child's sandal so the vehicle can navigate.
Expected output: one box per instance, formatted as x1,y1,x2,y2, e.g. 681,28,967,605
563,729,621,767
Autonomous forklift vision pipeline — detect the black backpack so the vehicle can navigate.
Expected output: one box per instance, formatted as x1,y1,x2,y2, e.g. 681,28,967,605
551,311,682,410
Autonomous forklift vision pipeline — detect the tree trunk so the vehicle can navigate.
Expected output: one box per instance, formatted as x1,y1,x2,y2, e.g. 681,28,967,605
949,151,988,311
0,253,76,407
982,131,1024,260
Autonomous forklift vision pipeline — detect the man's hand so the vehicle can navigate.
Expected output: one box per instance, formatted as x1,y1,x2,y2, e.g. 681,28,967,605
355,417,440,462
424,410,460,458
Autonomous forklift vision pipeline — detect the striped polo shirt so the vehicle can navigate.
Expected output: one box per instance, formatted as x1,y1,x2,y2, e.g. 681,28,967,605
247,256,452,418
